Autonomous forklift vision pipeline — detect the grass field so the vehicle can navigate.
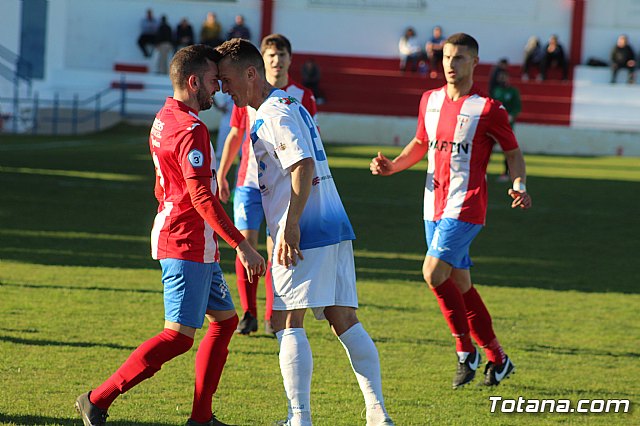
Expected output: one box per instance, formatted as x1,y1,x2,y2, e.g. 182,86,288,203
0,124,639,426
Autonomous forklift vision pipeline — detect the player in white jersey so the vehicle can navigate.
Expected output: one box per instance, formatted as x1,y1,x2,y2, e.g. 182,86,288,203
216,39,394,426
217,34,318,336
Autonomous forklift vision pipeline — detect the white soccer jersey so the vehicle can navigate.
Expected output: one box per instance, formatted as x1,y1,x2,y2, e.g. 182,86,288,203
251,89,355,250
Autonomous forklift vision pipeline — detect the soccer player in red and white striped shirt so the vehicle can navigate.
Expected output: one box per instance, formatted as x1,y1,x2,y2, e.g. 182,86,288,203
371,33,531,389
75,45,265,426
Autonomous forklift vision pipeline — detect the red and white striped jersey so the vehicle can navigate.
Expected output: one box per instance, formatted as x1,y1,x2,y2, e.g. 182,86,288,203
230,78,317,190
415,85,519,225
150,97,220,263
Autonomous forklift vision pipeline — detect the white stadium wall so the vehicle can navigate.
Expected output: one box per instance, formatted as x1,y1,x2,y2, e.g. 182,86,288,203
273,0,571,63
0,0,21,53
582,0,640,64
0,0,22,106
1,0,639,155
60,0,261,72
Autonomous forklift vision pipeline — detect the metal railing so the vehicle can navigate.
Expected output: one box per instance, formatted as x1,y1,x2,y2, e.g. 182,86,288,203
0,43,34,133
0,75,172,135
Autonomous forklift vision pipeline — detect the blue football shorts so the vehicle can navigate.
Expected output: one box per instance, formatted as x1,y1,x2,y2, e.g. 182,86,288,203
160,259,234,329
233,186,264,231
424,218,483,269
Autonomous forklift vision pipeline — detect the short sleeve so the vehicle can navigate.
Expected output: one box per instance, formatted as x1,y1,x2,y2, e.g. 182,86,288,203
177,123,213,179
487,102,519,151
230,106,247,130
415,92,430,143
258,114,311,171
302,89,318,119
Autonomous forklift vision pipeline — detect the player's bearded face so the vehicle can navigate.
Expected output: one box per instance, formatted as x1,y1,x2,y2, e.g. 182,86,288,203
196,78,214,111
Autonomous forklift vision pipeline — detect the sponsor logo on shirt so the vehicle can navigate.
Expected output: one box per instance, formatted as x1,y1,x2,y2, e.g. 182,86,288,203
151,117,164,139
429,140,470,154
278,96,298,105
312,174,333,186
186,122,201,131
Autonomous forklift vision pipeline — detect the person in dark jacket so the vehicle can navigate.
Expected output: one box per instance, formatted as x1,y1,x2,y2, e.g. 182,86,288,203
610,34,636,84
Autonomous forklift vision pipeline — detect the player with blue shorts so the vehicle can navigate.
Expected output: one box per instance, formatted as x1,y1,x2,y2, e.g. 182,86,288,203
372,33,531,389
75,45,264,426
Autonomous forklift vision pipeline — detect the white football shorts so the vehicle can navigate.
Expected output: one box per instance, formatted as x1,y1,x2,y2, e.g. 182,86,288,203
271,240,358,320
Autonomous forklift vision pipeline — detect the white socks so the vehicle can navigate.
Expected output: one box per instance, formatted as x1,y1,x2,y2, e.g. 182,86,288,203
337,322,388,421
278,328,313,426
276,324,390,426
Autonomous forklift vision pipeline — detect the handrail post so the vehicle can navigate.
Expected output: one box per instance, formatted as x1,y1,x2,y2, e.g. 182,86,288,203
95,92,101,132
72,94,79,134
12,72,18,133
32,91,39,134
52,92,59,135
120,74,127,117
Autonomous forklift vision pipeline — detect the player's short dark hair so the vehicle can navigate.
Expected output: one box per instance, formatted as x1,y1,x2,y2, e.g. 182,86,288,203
260,33,292,55
445,33,479,56
170,44,221,89
215,38,265,76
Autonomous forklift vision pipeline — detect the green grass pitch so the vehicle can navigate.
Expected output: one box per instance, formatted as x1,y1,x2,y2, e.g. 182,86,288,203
0,124,639,425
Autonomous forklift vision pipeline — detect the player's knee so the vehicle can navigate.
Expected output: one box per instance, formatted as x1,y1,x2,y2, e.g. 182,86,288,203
422,265,445,288
325,306,358,335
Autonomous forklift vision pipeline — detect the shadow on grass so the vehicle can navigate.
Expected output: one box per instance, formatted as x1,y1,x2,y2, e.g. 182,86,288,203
0,413,174,426
0,281,162,295
358,302,422,313
2,138,638,294
0,334,136,351
521,343,640,359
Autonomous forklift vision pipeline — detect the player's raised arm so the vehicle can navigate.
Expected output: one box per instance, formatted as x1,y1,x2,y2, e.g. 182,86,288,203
504,147,532,210
370,137,428,176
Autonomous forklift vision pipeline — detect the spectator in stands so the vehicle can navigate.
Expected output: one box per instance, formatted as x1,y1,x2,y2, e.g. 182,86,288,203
539,34,568,81
488,58,509,95
398,27,426,72
521,36,544,80
226,15,251,41
426,25,445,78
137,8,158,58
610,34,636,84
155,15,174,74
200,12,224,47
175,18,194,51
490,69,522,182
301,58,324,103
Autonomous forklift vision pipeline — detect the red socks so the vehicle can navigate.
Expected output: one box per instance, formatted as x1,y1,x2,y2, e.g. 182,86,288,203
463,286,505,364
235,256,259,317
90,329,194,409
431,278,474,353
190,315,239,423
264,261,273,321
